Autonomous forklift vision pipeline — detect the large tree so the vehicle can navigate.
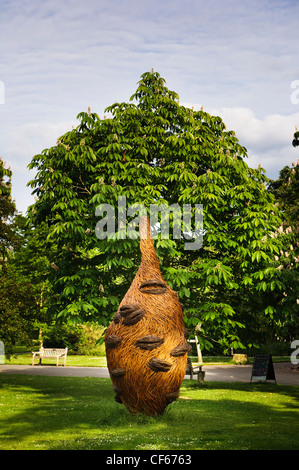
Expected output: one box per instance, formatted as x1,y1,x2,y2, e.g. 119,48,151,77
8,216,55,348
0,157,16,266
268,162,299,342
27,70,286,353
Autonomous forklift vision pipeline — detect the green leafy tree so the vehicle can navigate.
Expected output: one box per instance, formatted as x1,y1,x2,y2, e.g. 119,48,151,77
268,162,299,342
9,216,56,347
0,159,40,357
27,70,286,353
292,128,299,148
0,157,16,267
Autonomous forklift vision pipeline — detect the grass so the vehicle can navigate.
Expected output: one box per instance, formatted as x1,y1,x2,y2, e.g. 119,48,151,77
7,353,108,367
5,353,290,367
0,374,298,450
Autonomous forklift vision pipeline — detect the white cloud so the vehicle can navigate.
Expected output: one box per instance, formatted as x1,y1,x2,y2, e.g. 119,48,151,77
211,107,299,178
182,103,299,178
5,120,76,170
4,120,76,214
209,107,299,149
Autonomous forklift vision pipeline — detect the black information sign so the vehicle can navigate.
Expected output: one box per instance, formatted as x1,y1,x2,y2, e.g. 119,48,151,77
250,354,276,383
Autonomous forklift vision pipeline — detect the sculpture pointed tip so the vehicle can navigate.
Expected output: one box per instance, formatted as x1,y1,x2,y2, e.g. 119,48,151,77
139,216,160,269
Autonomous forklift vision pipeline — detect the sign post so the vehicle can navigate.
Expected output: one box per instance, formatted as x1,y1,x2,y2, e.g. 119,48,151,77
250,354,276,383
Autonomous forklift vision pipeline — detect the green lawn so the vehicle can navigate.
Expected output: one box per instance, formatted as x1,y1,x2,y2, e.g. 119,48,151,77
5,353,290,367
6,353,108,367
0,374,298,450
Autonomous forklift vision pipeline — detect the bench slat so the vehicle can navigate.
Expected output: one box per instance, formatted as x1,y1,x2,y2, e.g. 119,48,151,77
32,348,68,366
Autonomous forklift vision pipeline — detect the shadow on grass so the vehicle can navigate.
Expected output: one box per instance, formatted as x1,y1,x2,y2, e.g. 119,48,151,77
0,375,299,450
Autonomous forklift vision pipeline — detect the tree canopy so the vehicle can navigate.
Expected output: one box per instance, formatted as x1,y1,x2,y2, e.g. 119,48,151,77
268,162,299,341
25,70,298,353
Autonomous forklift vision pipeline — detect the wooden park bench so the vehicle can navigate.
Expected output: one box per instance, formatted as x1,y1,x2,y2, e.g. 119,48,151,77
32,347,68,367
186,357,205,384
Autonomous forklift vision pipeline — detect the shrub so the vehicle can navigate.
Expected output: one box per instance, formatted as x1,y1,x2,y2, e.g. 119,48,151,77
43,322,105,355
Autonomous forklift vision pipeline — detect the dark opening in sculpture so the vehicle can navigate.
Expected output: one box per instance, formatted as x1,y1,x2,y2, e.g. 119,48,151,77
104,216,191,416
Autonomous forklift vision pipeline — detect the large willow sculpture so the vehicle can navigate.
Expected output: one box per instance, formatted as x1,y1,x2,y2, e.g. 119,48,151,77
104,216,190,415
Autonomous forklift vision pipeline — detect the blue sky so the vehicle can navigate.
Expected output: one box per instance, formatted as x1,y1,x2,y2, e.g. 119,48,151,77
1,0,299,214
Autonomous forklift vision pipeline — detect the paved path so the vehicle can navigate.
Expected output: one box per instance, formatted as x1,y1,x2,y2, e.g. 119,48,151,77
1,362,299,385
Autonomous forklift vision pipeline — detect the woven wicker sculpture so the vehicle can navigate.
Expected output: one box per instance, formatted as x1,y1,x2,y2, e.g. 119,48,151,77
105,215,190,415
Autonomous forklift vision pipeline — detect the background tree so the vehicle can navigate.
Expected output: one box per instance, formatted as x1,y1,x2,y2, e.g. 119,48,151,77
268,161,299,343
27,70,287,353
0,157,16,267
9,216,55,348
292,128,299,148
0,158,41,357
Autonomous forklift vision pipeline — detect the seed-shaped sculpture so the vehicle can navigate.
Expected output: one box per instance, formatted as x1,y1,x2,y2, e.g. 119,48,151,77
104,216,190,415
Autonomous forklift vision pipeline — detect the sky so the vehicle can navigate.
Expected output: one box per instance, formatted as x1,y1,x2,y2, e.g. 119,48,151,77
1,0,299,214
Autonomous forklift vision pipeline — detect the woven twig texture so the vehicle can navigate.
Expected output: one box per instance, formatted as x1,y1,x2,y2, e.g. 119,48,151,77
105,216,190,415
